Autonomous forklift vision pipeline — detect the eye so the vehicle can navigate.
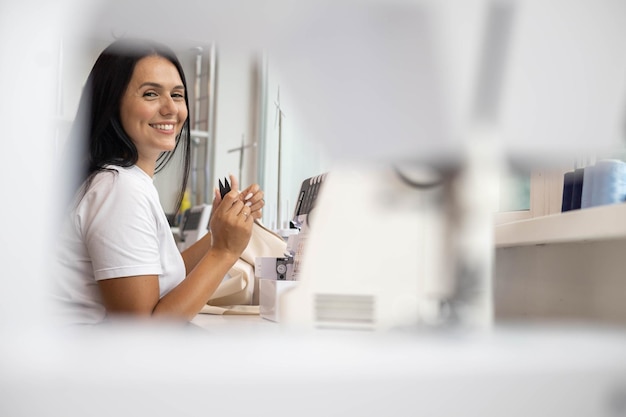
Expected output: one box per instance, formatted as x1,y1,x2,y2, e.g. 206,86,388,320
143,91,158,98
171,91,185,100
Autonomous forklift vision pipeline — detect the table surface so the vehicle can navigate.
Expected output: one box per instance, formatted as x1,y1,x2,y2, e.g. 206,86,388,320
190,311,277,333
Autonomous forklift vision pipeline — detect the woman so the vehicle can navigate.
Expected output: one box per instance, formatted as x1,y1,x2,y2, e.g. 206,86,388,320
52,38,264,325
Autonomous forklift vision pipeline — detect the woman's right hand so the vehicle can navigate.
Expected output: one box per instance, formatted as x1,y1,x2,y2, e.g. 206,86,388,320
208,174,254,258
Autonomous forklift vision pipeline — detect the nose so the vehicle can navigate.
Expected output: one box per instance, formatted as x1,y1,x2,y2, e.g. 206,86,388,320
160,95,179,116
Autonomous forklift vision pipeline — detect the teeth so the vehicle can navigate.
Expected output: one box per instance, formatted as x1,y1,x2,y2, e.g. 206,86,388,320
152,124,174,130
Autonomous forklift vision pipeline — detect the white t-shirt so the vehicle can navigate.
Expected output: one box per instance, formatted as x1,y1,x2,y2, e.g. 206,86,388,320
51,165,186,325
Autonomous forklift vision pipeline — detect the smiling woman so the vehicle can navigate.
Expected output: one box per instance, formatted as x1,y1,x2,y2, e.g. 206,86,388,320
119,55,188,176
51,38,265,326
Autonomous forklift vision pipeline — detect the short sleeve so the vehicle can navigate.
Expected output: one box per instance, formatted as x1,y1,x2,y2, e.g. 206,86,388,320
77,171,163,280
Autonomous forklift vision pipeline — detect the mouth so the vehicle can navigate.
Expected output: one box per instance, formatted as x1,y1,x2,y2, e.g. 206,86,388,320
150,123,175,132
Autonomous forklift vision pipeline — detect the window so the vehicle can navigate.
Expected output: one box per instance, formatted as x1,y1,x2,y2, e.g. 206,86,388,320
494,167,566,225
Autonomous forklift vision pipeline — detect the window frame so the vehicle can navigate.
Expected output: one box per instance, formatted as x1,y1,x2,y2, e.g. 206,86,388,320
494,168,567,226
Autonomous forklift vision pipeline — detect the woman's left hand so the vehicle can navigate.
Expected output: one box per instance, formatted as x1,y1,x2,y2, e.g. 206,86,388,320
239,183,264,220
212,180,265,220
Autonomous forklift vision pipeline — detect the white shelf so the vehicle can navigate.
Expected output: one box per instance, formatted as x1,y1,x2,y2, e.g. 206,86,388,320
495,203,626,248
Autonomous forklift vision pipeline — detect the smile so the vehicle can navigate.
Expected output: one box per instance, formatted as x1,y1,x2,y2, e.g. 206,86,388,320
150,123,175,131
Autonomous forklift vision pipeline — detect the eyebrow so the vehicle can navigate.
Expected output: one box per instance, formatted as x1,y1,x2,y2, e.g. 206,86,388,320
139,82,185,90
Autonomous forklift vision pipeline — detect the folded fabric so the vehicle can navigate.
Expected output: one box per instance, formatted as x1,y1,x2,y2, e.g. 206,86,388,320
207,220,287,307
240,220,288,265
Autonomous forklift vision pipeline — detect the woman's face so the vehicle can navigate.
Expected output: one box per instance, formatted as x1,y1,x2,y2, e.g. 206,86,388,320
120,55,188,170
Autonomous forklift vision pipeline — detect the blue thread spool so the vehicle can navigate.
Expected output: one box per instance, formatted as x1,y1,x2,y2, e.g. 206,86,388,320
590,159,626,207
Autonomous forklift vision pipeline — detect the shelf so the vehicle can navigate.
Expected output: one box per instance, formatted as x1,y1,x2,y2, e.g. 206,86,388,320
495,203,626,248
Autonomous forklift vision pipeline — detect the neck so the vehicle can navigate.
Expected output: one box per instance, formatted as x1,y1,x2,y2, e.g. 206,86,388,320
135,158,156,177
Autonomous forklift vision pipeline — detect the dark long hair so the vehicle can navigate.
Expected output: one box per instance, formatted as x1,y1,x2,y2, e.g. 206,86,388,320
64,38,191,213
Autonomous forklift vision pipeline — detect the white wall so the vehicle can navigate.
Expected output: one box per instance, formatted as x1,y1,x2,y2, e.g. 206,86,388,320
212,47,260,202
261,56,332,229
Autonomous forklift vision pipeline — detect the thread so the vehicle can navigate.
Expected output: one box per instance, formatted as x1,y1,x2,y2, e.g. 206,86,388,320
590,159,626,207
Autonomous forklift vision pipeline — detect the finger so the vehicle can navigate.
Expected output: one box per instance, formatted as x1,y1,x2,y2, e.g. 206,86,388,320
251,191,264,206
212,187,222,205
221,176,243,207
229,174,240,194
250,197,264,218
238,206,254,223
248,196,265,212
241,184,259,202
222,198,244,216
243,190,263,209
251,209,263,220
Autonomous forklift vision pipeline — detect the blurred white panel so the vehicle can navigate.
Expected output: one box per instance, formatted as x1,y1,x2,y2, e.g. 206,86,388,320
266,0,458,164
500,0,626,164
0,0,74,334
61,0,626,167
265,0,626,165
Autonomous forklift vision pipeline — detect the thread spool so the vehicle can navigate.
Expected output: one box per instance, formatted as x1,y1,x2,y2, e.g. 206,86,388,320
590,159,626,207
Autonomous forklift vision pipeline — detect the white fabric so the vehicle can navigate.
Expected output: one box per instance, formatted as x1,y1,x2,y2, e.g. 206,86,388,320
207,221,287,308
51,165,185,326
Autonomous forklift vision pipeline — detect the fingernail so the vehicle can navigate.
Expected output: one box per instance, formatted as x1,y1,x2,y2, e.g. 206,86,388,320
245,201,252,207
244,192,253,201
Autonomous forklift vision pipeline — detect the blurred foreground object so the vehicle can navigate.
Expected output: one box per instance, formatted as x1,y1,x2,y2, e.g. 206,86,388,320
276,0,626,330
